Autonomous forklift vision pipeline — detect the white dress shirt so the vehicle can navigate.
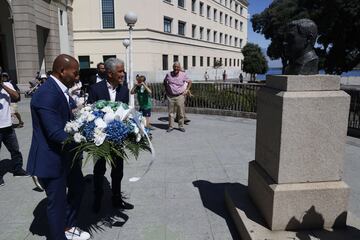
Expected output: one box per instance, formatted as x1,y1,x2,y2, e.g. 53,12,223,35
0,82,15,128
107,81,116,102
51,75,69,103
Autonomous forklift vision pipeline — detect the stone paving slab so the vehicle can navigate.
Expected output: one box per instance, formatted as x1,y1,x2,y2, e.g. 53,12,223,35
1,97,360,240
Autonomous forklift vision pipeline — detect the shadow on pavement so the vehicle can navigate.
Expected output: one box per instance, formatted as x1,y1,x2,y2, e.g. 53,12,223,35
151,123,168,130
193,180,241,240
29,174,129,239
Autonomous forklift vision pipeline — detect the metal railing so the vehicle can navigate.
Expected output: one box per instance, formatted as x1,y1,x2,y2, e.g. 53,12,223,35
148,82,360,136
343,88,360,131
148,82,264,113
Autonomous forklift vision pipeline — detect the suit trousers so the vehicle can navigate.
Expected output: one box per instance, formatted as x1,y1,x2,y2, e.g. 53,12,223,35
167,94,185,128
39,162,84,240
93,157,124,197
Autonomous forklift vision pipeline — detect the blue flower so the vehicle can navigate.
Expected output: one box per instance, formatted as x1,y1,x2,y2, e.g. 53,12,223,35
105,120,130,144
92,111,105,119
82,121,96,141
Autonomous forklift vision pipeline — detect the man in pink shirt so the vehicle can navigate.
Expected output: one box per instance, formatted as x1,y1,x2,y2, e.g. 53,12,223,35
163,62,192,132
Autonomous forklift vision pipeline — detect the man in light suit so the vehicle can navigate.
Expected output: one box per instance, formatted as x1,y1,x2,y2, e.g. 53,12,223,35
87,58,133,213
27,54,90,240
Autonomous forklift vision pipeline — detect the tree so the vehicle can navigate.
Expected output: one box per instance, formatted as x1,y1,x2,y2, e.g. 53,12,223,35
251,0,360,74
242,43,268,81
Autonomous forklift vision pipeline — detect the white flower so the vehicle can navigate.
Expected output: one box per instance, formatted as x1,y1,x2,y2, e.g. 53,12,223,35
86,113,96,122
93,128,107,146
64,121,80,133
114,106,131,121
136,133,141,142
103,112,115,124
73,132,86,143
94,118,107,129
131,123,139,134
101,106,114,114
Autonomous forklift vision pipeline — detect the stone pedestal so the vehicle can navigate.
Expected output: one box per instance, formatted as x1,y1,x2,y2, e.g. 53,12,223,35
249,75,351,231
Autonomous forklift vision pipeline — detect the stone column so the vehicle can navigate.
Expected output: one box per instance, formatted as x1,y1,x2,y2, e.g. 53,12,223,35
248,75,351,230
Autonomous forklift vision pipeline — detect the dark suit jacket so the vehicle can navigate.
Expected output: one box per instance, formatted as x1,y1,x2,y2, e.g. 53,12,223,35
87,79,129,104
27,77,72,178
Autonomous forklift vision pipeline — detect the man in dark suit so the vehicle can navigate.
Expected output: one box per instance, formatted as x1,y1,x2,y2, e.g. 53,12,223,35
27,54,90,240
87,58,133,213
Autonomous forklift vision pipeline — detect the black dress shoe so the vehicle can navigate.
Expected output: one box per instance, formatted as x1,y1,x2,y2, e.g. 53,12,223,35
112,197,134,210
13,168,28,177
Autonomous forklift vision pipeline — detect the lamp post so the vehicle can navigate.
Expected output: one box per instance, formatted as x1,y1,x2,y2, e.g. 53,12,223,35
124,11,137,108
122,39,130,98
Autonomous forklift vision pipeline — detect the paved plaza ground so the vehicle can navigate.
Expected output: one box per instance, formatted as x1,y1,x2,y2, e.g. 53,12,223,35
1,97,360,240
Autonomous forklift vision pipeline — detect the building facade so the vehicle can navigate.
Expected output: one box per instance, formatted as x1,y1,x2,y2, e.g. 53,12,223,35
73,0,248,82
0,0,73,86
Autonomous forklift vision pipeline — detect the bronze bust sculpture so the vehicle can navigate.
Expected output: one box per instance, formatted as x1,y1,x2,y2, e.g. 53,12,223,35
283,19,319,75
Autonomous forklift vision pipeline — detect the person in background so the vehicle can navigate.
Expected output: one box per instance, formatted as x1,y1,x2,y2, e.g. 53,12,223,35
89,62,106,85
1,72,24,128
204,71,209,81
239,73,244,83
222,70,227,81
69,74,84,110
163,62,192,132
0,71,27,187
131,75,154,130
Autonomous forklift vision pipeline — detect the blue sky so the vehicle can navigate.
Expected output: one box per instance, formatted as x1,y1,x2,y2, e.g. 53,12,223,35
247,0,282,67
247,0,272,48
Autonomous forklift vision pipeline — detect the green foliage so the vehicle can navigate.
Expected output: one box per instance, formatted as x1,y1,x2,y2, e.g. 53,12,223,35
67,134,151,167
251,0,360,74
149,83,261,113
242,43,268,81
213,60,223,68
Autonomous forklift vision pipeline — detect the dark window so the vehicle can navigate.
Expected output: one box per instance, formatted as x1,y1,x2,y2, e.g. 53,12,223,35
183,56,188,70
213,9,217,21
164,17,172,33
207,29,210,41
213,57,216,66
207,5,211,18
178,0,185,8
225,58,227,66
207,57,210,66
174,55,179,63
163,55,168,70
102,0,115,29
199,2,204,15
192,0,196,12
200,27,204,39
240,21,243,31
229,58,232,66
192,56,196,67
103,55,116,62
233,58,236,66
60,10,63,26
78,56,90,69
237,59,240,67
178,21,186,35
200,56,203,66
192,25,196,38
240,6,243,15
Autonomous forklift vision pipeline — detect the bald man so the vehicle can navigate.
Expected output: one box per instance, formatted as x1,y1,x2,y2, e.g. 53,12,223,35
27,54,90,240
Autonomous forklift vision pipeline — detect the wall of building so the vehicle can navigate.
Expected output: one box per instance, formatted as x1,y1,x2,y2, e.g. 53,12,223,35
73,0,248,81
8,0,73,85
